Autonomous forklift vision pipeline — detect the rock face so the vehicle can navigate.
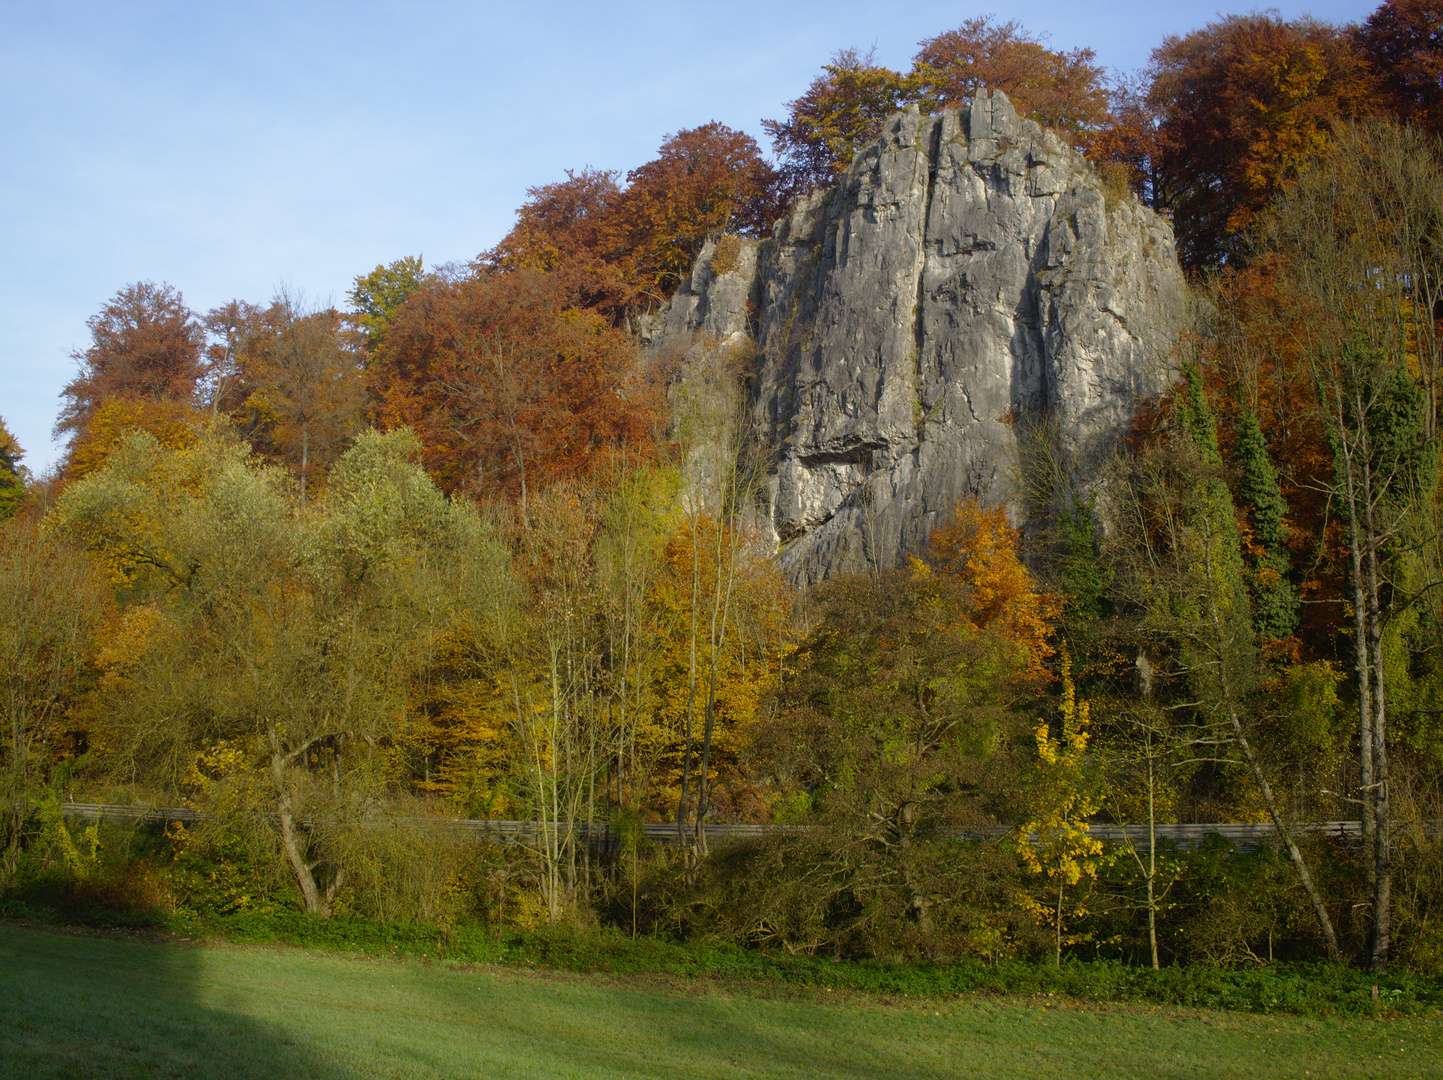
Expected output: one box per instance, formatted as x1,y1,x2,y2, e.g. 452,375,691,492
662,91,1188,583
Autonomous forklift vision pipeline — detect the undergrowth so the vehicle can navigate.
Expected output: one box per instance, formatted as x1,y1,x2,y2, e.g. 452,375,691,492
3,897,1438,1020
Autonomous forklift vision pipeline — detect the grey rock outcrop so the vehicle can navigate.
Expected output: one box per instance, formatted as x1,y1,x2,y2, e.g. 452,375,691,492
662,90,1187,583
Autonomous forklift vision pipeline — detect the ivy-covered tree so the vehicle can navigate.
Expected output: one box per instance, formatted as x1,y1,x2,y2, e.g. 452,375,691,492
1234,409,1300,641
1107,369,1343,961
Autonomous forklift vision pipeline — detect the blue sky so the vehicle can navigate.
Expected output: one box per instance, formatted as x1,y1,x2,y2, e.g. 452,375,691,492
2,0,1381,475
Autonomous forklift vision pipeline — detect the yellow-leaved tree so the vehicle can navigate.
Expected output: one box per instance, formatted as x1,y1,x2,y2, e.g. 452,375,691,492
1016,652,1111,966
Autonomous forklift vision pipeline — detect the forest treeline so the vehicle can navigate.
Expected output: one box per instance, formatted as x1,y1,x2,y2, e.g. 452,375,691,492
3,1,1443,975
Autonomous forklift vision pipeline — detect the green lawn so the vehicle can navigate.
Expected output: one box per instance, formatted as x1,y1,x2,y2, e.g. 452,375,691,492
1,923,1438,1079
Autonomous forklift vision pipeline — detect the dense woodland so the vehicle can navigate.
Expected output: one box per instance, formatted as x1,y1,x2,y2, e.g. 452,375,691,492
4,2,1443,976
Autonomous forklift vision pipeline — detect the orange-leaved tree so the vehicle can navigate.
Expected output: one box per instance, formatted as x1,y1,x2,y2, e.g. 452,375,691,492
913,18,1111,143
923,498,1063,681
765,20,1114,191
1146,12,1374,270
1355,0,1443,140
601,123,785,306
370,267,665,502
57,282,208,464
481,169,638,324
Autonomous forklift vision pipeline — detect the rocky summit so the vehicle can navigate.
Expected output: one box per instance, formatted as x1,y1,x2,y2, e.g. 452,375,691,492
661,90,1188,583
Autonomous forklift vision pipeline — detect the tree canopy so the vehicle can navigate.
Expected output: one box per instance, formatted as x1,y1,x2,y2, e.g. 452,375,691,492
57,282,207,453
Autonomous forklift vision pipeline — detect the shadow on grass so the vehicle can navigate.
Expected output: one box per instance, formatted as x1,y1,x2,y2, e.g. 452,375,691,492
411,963,977,1080
0,922,354,1080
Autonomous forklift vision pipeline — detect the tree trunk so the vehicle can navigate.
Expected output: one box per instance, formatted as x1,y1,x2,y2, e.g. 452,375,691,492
1363,484,1392,973
1146,749,1159,971
1201,523,1342,963
270,738,329,917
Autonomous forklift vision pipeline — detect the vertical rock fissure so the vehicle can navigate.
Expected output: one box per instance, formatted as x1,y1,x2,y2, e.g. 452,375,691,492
912,117,943,439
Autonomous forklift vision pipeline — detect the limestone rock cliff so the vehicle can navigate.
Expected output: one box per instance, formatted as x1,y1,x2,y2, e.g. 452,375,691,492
662,90,1188,583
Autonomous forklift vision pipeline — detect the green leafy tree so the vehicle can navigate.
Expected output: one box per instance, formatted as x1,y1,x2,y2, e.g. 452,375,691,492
348,256,428,354
741,509,1058,958
0,519,107,884
0,419,25,521
1106,373,1343,962
49,426,493,915
1257,121,1443,970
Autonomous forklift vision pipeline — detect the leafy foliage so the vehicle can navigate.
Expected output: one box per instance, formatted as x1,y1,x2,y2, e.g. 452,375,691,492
0,418,25,520
1356,0,1443,140
765,20,1113,191
347,256,429,354
56,282,207,454
370,267,663,499
48,427,497,915
1147,14,1374,269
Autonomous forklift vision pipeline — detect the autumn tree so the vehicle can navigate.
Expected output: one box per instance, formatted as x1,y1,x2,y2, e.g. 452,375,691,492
912,18,1110,142
658,338,786,869
371,268,662,501
230,290,365,504
1086,73,1168,209
765,20,1114,190
487,486,606,922
485,125,783,325
1256,125,1443,970
1356,0,1443,140
0,419,25,521
602,123,784,305
762,48,921,193
1146,13,1373,270
0,519,107,884
1105,370,1344,962
201,299,265,419
56,282,207,453
591,462,677,825
743,566,1035,956
737,499,1057,956
49,427,488,916
482,171,637,321
924,499,1062,677
62,397,202,485
1017,654,1110,966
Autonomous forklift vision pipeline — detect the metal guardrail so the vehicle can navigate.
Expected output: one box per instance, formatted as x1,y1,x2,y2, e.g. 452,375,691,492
60,802,1367,851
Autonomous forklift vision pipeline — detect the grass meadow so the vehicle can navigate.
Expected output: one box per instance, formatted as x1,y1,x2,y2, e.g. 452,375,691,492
2,922,1439,1079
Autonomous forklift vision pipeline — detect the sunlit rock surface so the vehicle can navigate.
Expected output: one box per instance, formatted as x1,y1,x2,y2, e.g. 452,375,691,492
662,90,1187,583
